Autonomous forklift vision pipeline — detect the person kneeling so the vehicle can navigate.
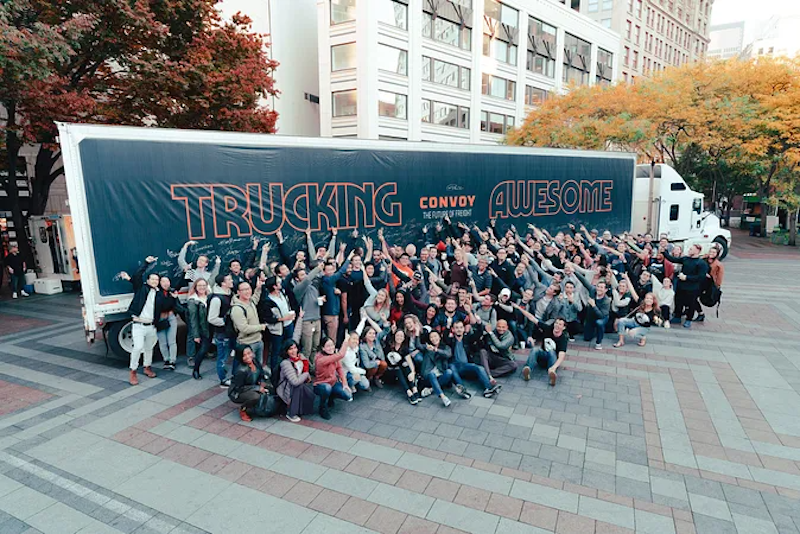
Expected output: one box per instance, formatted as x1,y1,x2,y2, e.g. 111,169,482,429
229,345,272,422
522,317,568,387
313,337,353,420
420,330,471,407
277,340,314,423
613,293,662,348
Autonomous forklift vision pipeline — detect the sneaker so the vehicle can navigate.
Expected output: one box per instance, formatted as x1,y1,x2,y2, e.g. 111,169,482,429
219,379,231,389
483,384,500,398
695,314,705,323
441,395,451,407
522,366,531,381
594,344,603,350
420,387,433,398
12,292,18,299
21,290,29,297
319,408,332,420
285,414,301,423
664,322,671,329
455,384,472,399
129,370,139,386
373,378,384,389
683,320,692,328
408,394,419,405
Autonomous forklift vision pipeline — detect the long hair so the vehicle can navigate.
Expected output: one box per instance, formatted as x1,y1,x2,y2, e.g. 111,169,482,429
189,278,209,297
637,292,659,312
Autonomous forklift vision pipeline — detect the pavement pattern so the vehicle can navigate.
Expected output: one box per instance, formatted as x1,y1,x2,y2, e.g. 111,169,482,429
1,231,800,534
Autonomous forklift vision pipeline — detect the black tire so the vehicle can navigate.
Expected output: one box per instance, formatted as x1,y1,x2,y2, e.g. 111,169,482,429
713,237,729,260
107,320,134,359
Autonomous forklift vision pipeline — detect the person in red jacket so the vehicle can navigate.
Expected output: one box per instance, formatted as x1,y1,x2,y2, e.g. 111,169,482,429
313,337,352,419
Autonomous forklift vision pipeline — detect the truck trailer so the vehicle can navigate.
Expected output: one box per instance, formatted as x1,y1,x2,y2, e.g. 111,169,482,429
57,123,730,357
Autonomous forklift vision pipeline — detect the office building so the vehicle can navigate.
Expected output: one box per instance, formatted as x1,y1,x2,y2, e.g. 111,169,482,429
707,21,744,60
317,0,620,143
747,14,800,60
578,0,714,82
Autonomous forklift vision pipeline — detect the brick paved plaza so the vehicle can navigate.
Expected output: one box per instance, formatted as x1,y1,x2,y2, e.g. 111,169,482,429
1,233,800,534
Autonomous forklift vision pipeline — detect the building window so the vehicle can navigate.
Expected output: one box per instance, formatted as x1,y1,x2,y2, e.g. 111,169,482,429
527,17,557,78
422,99,470,128
331,0,356,24
378,91,407,119
484,35,518,65
563,33,591,86
588,0,598,12
626,20,632,40
481,74,516,101
332,90,357,117
524,86,548,107
484,1,519,66
423,12,472,51
422,56,471,90
378,0,408,30
636,0,642,17
632,50,639,69
602,0,613,9
596,48,613,85
331,43,357,71
624,46,630,66
378,44,407,75
601,18,612,28
480,111,515,134
635,25,641,44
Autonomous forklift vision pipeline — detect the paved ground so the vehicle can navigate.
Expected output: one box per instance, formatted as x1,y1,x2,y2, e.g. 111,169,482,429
1,230,799,534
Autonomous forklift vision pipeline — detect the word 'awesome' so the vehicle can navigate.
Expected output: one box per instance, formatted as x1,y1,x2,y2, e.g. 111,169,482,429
171,183,402,241
490,180,614,219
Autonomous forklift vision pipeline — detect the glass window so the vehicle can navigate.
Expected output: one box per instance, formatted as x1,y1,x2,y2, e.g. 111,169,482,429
482,74,515,101
563,33,591,86
424,10,471,50
332,90,357,117
378,44,407,75
423,56,470,90
422,100,469,128
378,0,407,30
331,43,357,71
669,204,679,221
480,111,488,132
601,18,612,28
588,0,598,11
331,0,356,24
527,17,557,78
525,86,547,107
481,111,516,134
378,91,407,119
596,47,613,85
489,113,504,134
602,0,613,9
485,0,518,27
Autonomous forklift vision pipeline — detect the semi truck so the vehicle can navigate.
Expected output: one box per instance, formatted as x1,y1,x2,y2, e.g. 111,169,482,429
57,123,730,358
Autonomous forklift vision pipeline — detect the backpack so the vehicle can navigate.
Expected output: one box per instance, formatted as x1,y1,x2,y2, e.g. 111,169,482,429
230,303,249,338
209,294,237,338
700,282,722,317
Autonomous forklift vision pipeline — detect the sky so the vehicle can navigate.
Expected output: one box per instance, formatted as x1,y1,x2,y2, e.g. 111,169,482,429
711,0,800,41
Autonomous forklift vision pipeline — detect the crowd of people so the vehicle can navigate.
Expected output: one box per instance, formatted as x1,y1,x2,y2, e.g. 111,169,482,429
121,218,725,422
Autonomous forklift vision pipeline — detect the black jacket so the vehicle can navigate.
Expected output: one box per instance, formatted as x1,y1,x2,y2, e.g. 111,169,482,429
664,253,709,292
229,365,268,403
126,261,169,321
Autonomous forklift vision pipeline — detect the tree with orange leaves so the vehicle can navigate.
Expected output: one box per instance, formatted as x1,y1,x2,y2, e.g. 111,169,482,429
508,57,800,243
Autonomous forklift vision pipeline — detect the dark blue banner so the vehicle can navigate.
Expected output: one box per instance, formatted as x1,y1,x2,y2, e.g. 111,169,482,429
78,139,634,296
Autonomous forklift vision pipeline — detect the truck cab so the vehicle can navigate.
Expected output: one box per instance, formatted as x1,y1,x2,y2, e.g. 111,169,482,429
632,164,732,258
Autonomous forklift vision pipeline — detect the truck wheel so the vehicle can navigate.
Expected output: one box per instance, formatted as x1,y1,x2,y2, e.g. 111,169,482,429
713,237,729,260
107,320,134,359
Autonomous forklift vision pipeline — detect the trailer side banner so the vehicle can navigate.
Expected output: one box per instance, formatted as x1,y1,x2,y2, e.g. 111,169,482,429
78,139,634,296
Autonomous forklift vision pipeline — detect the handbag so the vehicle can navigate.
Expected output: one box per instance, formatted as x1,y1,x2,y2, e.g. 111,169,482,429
250,393,281,418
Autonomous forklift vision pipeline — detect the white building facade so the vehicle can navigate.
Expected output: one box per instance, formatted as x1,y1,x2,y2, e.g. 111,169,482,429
317,0,620,143
217,0,321,137
707,21,744,60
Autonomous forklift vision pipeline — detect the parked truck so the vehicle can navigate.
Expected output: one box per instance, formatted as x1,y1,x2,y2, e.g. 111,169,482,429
57,123,730,357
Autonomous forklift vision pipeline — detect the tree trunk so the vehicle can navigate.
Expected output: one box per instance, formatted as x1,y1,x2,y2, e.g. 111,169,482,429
30,146,63,216
759,181,769,238
790,208,798,247
2,101,35,267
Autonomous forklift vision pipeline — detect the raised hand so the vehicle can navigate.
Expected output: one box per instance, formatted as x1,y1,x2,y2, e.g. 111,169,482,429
119,271,131,281
276,229,283,242
145,255,157,263
332,227,338,236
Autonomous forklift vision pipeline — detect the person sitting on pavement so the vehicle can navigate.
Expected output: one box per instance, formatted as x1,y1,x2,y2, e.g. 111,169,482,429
419,330,472,407
313,336,352,420
478,319,518,380
229,345,271,422
445,320,501,398
521,317,569,386
614,292,662,347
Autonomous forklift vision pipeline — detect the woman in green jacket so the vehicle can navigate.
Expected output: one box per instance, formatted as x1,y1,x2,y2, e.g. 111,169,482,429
187,278,211,379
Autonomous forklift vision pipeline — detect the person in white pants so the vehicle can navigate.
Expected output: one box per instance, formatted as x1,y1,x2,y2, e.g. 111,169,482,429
120,256,162,385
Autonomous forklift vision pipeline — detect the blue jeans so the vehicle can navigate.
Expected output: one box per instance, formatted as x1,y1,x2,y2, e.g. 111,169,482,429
451,361,492,390
156,313,178,364
616,317,647,341
10,273,24,294
583,316,609,344
346,371,370,391
314,382,351,411
425,368,462,396
526,349,556,370
213,333,232,382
